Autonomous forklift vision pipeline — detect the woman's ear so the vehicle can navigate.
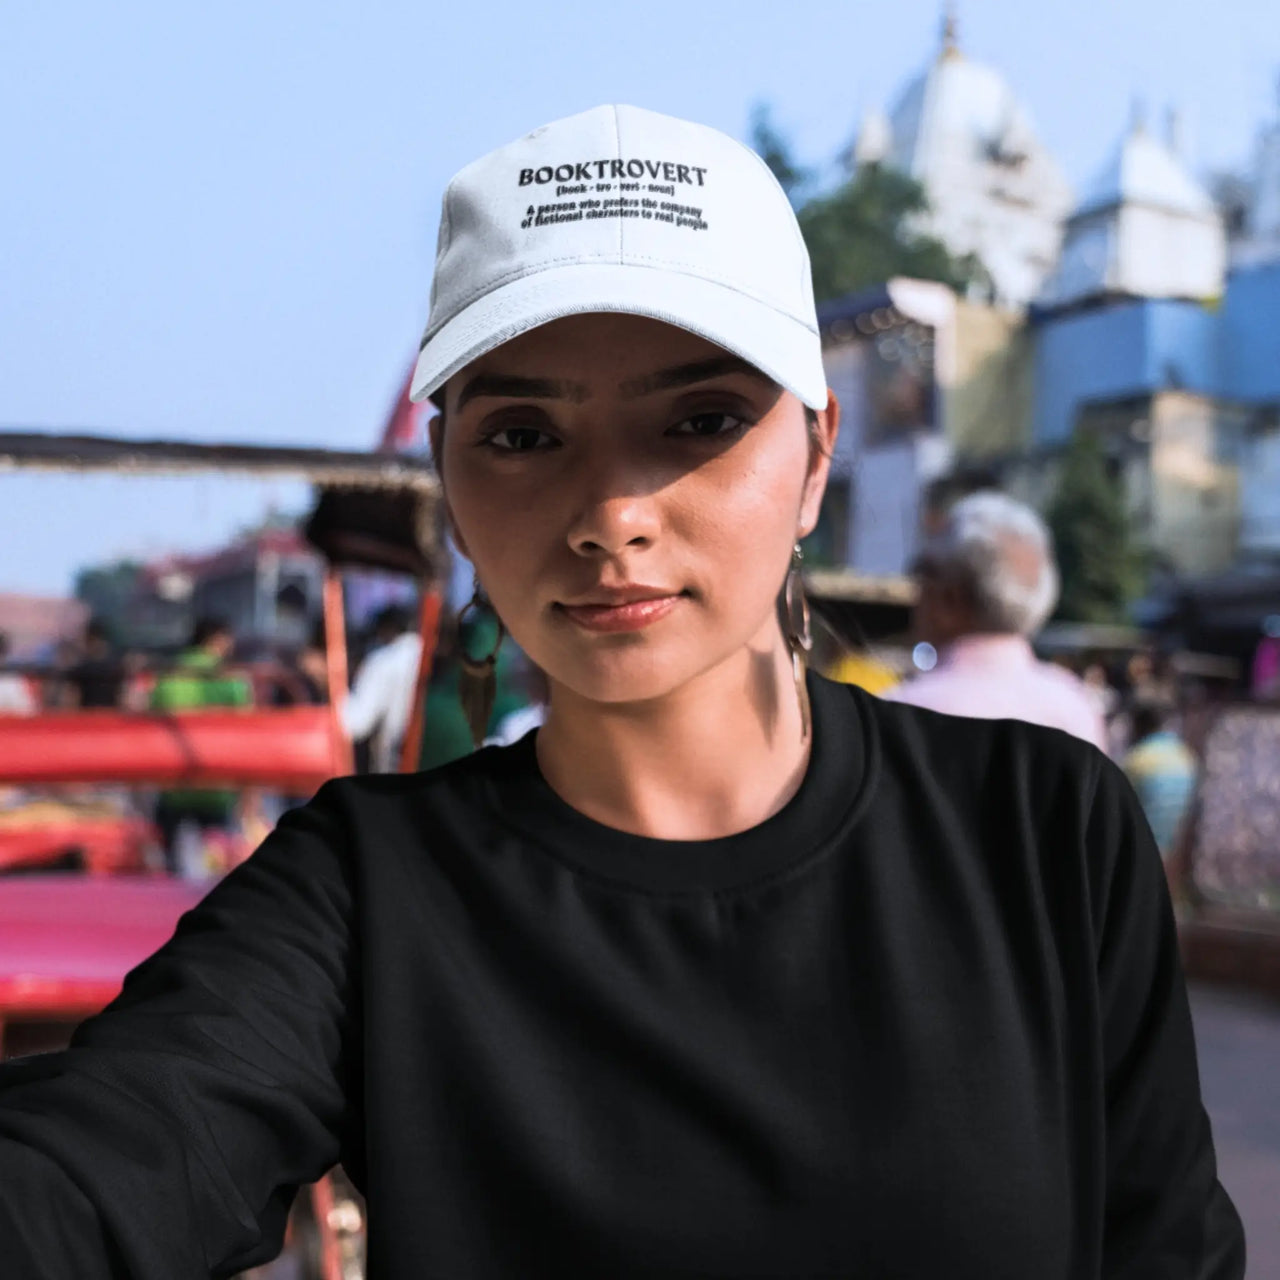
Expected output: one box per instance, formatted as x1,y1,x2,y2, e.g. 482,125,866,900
798,391,840,538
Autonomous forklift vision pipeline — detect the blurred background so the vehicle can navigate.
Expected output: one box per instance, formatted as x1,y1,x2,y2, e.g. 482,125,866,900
1,1,1278,1271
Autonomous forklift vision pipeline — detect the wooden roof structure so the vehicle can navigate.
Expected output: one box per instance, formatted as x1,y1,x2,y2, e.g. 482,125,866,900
0,430,438,490
0,429,443,578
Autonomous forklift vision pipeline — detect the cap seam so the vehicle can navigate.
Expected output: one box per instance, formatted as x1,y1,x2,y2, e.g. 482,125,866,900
422,257,817,348
738,142,814,309
426,184,455,318
612,103,625,266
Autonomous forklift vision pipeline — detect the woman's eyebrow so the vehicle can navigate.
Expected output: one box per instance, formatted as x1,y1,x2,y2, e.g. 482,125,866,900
454,373,590,411
453,356,775,411
618,356,778,400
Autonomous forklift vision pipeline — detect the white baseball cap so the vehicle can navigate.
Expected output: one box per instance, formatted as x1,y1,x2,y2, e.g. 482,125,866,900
410,103,827,410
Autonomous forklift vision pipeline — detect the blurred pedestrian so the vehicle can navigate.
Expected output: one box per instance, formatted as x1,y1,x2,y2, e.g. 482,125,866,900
150,616,252,872
42,637,80,709
269,620,329,708
1250,622,1280,700
296,621,330,704
0,632,35,715
825,649,900,695
341,604,422,772
1122,696,1198,860
882,490,1108,751
63,617,126,709
1080,659,1132,756
1126,646,1175,705
1081,660,1119,720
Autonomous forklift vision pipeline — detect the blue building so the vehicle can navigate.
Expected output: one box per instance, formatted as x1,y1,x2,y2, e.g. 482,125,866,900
818,36,1280,594
1030,111,1280,576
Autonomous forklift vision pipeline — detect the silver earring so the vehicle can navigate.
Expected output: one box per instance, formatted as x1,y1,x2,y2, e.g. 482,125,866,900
784,543,813,740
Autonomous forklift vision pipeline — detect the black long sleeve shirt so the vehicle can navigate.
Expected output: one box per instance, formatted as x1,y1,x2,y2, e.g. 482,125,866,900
0,674,1245,1277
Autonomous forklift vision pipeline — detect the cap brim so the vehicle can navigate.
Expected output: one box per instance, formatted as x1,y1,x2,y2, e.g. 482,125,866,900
409,263,828,411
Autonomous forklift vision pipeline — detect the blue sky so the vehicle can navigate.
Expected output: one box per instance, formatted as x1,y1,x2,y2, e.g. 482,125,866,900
2,0,1277,594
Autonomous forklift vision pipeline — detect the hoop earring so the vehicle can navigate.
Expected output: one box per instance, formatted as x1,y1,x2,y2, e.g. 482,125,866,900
783,542,813,741
457,581,506,748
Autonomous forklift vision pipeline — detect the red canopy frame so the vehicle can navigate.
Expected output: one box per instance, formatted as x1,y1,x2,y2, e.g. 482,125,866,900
0,706,346,789
0,430,444,793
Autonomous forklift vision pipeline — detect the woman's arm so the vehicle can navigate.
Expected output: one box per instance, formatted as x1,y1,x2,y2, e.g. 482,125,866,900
1088,755,1246,1278
0,781,360,1279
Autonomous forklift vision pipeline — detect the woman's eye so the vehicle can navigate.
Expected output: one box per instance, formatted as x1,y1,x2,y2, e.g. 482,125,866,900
667,411,746,439
482,426,558,452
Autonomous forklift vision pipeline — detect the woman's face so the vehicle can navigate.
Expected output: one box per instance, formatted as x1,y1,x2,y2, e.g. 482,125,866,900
436,314,836,707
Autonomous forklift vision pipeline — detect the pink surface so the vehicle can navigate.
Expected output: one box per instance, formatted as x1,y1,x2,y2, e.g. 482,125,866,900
0,875,207,1002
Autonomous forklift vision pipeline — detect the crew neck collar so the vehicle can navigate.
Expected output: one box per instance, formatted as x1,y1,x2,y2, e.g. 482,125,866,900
485,672,877,895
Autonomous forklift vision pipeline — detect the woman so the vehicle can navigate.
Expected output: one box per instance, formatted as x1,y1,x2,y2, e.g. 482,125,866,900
0,105,1244,1278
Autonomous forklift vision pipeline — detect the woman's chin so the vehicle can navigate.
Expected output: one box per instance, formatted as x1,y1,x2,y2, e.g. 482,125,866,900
540,647,708,709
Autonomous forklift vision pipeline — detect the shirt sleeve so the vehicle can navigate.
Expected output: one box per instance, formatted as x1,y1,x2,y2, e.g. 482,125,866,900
0,675,37,714
341,648,392,742
1087,754,1246,1278
0,781,360,1279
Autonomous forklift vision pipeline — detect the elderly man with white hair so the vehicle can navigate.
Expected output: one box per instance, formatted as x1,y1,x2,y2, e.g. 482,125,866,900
883,490,1109,752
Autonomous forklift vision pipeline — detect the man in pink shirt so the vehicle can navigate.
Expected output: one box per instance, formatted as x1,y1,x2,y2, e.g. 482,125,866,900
882,491,1109,753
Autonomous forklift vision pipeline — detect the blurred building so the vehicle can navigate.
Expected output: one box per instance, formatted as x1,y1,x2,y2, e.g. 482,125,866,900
1040,108,1226,312
823,59,1280,595
817,281,945,573
1217,84,1280,559
822,10,1068,573
79,524,325,651
1026,100,1280,579
851,11,1072,308
1221,76,1280,270
0,594,88,661
817,279,1033,574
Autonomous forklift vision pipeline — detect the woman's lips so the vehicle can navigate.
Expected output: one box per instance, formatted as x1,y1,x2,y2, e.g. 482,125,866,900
556,594,684,633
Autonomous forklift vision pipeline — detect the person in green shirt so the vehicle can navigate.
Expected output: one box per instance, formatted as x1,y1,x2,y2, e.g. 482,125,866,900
150,616,252,872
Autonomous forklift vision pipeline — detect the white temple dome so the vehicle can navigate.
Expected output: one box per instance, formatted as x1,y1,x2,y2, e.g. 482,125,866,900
1075,121,1216,220
874,20,1073,308
890,53,1035,178
1041,112,1225,308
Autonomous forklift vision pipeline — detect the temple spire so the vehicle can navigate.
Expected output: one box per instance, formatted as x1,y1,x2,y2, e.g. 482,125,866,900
940,2,961,60
1130,95,1147,136
1165,105,1184,158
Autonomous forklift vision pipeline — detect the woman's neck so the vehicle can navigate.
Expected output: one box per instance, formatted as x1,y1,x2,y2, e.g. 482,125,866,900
534,640,811,841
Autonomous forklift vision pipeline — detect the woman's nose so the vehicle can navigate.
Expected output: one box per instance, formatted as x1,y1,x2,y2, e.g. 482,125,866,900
564,454,663,557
